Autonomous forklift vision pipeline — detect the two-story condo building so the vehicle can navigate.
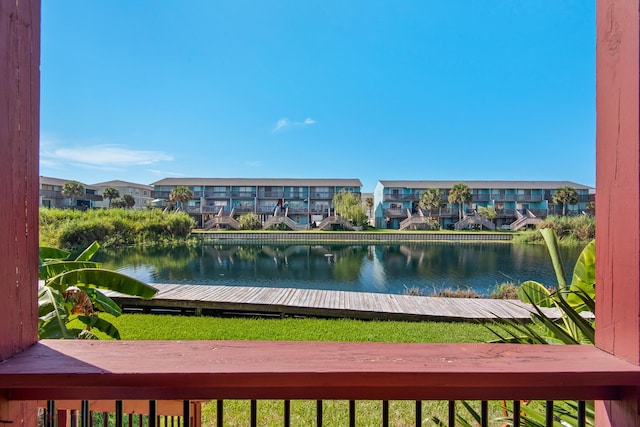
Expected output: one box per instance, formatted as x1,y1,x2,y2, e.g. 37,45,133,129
39,176,103,209
93,180,154,210
151,178,362,229
374,180,593,230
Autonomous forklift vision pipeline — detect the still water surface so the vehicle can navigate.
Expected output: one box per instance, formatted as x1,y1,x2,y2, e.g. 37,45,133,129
97,242,585,297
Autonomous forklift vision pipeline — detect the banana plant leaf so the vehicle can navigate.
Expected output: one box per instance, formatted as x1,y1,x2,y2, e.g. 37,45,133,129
77,315,121,339
540,228,568,291
78,286,122,316
75,241,100,262
40,261,102,280
516,281,554,307
47,268,157,299
39,246,71,261
567,240,595,309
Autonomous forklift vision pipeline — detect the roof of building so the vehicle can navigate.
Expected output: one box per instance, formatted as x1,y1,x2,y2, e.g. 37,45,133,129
377,180,594,190
151,178,363,187
40,176,100,190
92,180,153,190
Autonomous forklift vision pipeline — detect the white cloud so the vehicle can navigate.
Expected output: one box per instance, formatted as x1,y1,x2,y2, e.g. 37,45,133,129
244,161,262,168
41,143,173,171
147,169,184,177
272,117,317,133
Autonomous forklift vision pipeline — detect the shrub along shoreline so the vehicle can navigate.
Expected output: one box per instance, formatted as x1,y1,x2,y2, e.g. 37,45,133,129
39,207,195,251
40,208,594,252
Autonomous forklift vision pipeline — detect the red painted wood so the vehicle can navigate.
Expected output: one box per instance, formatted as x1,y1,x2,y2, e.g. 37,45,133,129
0,340,638,401
0,0,39,425
0,0,40,362
596,0,640,425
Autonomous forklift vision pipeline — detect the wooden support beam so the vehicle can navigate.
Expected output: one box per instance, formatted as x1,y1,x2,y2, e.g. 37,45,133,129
0,0,40,425
596,0,640,425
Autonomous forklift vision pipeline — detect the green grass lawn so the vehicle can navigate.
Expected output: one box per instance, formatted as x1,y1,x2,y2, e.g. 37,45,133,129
102,313,495,343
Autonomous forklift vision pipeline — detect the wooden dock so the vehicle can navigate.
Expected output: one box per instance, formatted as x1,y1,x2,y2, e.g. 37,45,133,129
108,283,562,322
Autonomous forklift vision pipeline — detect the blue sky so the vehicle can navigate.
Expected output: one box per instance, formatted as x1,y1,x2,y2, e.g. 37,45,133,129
40,1,595,192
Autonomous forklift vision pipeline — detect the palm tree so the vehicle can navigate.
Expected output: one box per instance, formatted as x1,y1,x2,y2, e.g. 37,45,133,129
169,186,194,211
419,188,441,217
122,194,135,209
102,187,120,208
365,197,374,224
447,183,472,221
61,180,85,207
552,186,579,216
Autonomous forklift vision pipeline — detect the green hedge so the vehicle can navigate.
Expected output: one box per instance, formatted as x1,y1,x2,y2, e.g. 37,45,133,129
40,208,195,250
513,215,595,245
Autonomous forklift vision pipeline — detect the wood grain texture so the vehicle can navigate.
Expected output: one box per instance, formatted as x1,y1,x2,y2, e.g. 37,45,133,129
595,0,640,424
0,0,39,363
108,283,570,321
0,0,39,424
1,340,638,401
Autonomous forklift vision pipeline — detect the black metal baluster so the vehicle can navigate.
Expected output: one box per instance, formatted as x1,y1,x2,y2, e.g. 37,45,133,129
250,400,257,427
316,400,323,427
46,401,56,427
101,412,108,427
415,400,422,427
382,400,389,427
149,401,157,427
349,400,356,427
216,400,224,427
577,401,586,427
448,401,455,427
80,401,90,427
481,401,488,427
183,400,191,427
513,400,521,427
283,400,290,427
545,401,554,427
115,401,124,427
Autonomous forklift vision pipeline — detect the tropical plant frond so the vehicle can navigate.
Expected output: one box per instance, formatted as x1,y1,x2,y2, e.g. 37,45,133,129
39,246,71,261
78,286,122,317
539,228,568,291
38,241,156,341
77,315,121,339
516,281,554,307
40,261,102,281
75,240,100,261
47,268,157,299
38,286,72,339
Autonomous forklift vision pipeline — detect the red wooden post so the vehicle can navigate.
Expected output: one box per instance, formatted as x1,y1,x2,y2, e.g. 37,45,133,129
596,0,640,425
0,0,40,425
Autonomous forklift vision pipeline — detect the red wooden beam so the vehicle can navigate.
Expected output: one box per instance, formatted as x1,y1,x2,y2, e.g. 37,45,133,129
1,340,639,401
596,0,640,424
0,0,40,424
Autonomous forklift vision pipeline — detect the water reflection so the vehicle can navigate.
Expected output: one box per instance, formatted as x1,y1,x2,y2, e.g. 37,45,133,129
96,242,584,296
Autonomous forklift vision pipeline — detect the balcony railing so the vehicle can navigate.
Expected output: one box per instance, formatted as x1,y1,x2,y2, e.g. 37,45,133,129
2,340,639,426
39,189,63,198
383,208,407,217
204,191,231,198
258,191,285,198
383,194,417,202
515,194,544,202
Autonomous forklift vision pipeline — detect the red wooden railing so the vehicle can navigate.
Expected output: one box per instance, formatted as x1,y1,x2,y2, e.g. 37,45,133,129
3,1,640,425
2,340,640,425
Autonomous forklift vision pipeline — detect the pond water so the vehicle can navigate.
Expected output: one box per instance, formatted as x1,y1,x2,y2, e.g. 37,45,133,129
96,242,585,297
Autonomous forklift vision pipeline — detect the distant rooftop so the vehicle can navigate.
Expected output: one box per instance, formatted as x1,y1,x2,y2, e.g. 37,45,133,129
40,176,99,190
92,180,153,190
377,180,594,190
151,178,363,187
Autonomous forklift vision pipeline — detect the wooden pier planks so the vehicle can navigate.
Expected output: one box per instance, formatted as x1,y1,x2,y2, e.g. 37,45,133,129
107,283,565,322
